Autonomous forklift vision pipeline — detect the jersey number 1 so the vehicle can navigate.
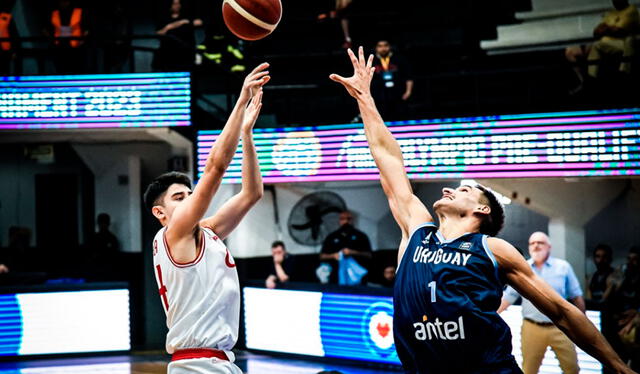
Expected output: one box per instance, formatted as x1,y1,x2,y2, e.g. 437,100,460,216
428,281,436,302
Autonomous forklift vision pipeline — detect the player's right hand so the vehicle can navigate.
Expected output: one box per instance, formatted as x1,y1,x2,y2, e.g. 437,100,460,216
242,63,271,102
330,46,374,100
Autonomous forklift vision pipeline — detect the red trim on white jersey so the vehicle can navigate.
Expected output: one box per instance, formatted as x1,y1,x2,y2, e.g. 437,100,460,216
162,229,206,268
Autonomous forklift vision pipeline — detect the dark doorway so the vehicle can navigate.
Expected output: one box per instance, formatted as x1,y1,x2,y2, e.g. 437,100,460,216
35,174,79,250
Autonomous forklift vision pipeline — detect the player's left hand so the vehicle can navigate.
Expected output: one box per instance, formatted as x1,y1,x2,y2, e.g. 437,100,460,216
330,46,375,100
242,88,263,132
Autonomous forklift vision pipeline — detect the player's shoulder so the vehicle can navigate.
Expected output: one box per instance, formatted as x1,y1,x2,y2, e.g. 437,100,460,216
407,222,437,239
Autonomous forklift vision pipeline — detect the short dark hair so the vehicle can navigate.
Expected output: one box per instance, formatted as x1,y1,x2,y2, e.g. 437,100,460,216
143,172,192,211
593,243,613,258
475,184,505,237
271,240,286,250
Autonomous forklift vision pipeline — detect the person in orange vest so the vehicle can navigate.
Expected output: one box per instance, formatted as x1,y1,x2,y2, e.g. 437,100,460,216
46,0,86,73
0,5,18,75
50,0,85,48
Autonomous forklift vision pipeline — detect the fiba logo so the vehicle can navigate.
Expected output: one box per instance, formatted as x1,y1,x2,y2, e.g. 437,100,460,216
362,302,396,358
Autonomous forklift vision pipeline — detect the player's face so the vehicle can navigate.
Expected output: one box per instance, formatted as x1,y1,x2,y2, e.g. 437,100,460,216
153,183,192,225
528,233,551,263
433,185,487,216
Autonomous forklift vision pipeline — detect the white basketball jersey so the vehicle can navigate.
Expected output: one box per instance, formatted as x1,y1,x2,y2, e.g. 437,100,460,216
152,226,240,354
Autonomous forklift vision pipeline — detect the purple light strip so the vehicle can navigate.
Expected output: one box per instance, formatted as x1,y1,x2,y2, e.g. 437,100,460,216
196,114,638,140
220,168,640,183
0,121,191,129
196,122,640,149
218,161,640,178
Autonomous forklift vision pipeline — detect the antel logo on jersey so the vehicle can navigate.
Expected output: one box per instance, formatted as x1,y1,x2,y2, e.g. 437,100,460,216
413,314,466,341
362,302,395,357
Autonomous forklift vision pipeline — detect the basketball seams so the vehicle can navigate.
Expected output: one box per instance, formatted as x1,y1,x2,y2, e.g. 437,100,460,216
223,0,278,31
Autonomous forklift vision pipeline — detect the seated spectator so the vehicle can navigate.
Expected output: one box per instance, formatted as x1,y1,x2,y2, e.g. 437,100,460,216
45,0,87,73
266,241,296,289
153,0,202,72
319,210,372,285
565,0,639,92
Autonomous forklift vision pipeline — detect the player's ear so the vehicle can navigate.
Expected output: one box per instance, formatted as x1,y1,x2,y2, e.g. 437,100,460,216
152,205,165,221
475,204,491,216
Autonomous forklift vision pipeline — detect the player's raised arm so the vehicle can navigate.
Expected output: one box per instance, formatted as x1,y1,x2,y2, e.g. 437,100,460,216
200,89,264,240
330,47,432,258
166,64,270,245
488,237,636,374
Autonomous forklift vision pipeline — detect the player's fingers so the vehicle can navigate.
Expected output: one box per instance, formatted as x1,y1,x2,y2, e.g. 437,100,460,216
347,48,358,69
358,46,365,66
250,71,270,81
249,75,270,87
250,62,270,75
329,74,348,84
367,54,374,69
262,75,271,84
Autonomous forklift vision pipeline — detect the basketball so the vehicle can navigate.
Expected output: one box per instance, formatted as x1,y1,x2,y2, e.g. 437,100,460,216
222,0,282,41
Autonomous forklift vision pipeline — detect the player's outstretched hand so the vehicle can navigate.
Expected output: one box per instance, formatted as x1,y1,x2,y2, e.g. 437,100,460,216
243,88,263,131
242,63,271,101
330,46,375,100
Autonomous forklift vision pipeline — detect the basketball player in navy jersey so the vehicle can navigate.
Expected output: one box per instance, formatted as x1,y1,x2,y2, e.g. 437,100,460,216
330,47,635,374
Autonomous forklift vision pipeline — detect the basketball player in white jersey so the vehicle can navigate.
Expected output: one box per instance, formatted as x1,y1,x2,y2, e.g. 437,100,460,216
143,63,270,374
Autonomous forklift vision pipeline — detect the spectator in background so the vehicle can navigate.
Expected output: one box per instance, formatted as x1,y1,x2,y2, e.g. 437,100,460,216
0,1,18,75
371,40,413,121
565,0,639,92
318,0,353,49
153,0,202,72
498,232,584,374
381,265,395,287
610,246,640,370
320,210,372,285
265,241,296,289
588,243,616,307
87,213,119,254
46,0,87,73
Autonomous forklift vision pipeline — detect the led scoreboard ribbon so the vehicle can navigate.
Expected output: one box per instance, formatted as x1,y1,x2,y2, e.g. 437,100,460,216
198,108,640,183
0,72,191,130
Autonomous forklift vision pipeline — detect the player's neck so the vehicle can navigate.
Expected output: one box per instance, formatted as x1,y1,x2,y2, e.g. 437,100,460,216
437,213,480,241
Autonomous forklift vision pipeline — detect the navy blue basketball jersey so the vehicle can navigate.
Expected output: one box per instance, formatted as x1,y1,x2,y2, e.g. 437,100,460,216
393,223,521,374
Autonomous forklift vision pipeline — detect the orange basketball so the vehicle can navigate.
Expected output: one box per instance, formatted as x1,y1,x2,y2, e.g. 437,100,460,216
222,0,282,41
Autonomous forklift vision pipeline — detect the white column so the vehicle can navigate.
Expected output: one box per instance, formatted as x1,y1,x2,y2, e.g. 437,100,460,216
548,217,586,289
127,156,141,253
